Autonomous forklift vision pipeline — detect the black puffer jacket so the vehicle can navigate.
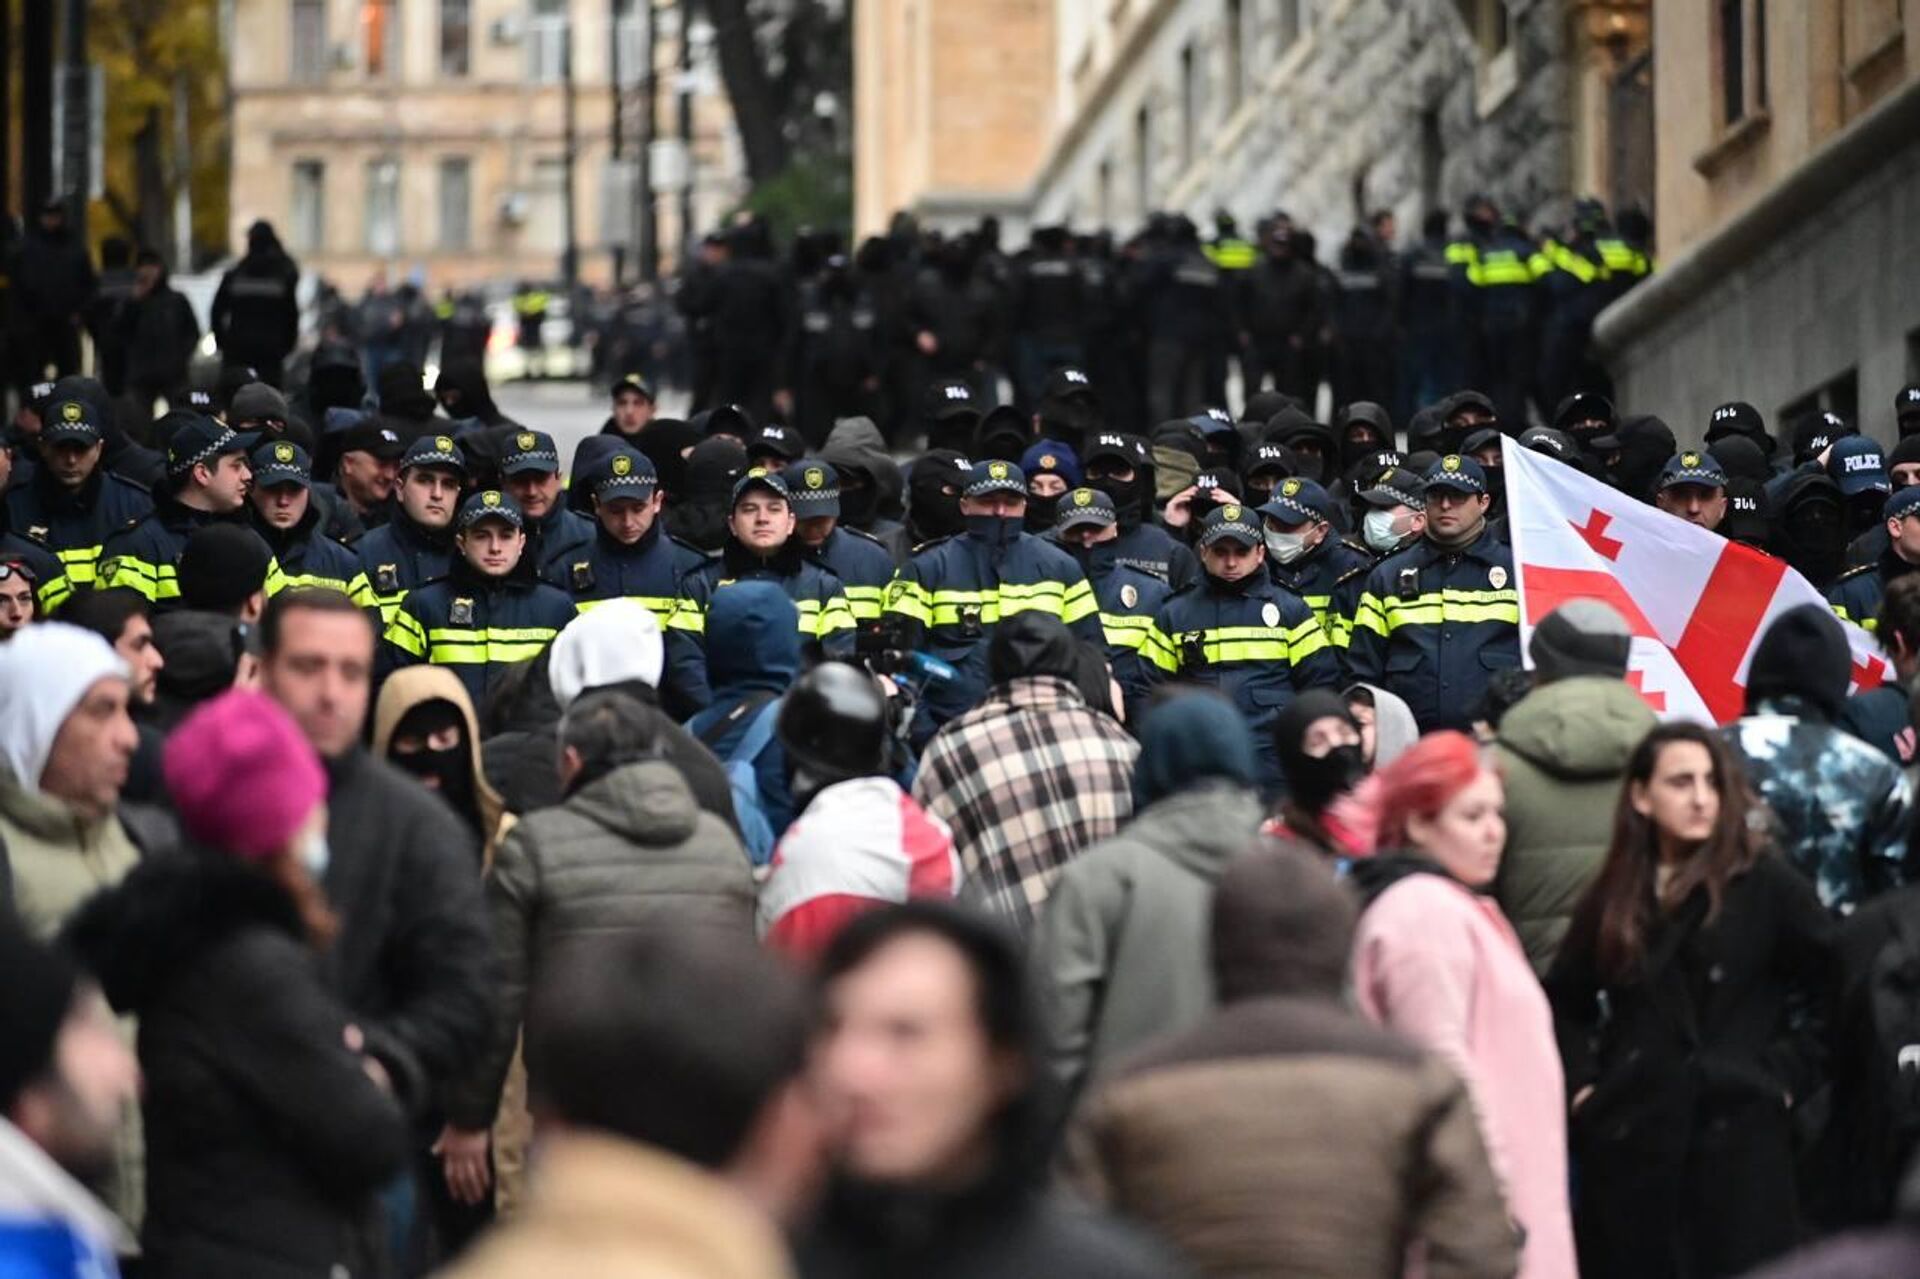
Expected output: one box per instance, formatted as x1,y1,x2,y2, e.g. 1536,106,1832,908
65,853,411,1279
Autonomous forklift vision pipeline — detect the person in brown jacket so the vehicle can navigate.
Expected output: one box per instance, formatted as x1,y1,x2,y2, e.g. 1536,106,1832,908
1060,841,1520,1279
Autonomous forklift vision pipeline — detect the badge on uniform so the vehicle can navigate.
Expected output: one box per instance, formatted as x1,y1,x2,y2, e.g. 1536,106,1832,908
450,598,474,626
960,604,984,638
1261,602,1280,628
571,562,596,592
375,564,400,593
1120,583,1138,609
1489,566,1509,589
1182,633,1209,668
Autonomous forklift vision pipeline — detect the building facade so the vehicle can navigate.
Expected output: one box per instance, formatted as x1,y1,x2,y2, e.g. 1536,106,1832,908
228,0,746,293
1595,2,1920,444
855,0,1652,255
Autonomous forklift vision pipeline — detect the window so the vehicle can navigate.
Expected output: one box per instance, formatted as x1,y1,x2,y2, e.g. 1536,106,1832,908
438,157,471,250
292,0,328,82
528,0,569,84
360,0,398,78
526,156,568,253
1718,0,1768,126
365,157,401,255
440,0,470,77
613,0,647,86
1224,0,1244,112
1179,44,1197,170
291,161,326,253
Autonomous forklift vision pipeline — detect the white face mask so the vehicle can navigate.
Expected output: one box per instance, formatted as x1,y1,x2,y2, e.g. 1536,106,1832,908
1363,508,1410,553
1263,527,1311,565
298,829,330,881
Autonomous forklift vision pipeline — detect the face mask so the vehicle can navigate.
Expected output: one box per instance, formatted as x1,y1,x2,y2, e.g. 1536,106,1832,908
838,483,879,528
1363,509,1409,554
1482,466,1506,504
1287,743,1369,815
1264,527,1311,564
1091,474,1144,527
964,513,1022,553
298,829,331,880
1024,494,1061,533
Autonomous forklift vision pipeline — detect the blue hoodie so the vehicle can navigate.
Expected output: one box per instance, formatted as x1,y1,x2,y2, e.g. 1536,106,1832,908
685,582,802,836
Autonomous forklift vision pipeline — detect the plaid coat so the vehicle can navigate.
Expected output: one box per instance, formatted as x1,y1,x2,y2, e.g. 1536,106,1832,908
912,676,1139,929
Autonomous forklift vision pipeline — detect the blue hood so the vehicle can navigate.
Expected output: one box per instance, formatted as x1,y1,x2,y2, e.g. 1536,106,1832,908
1133,692,1260,807
706,581,801,695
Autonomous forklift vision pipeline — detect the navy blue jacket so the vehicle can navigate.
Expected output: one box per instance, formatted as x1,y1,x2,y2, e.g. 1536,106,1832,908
7,465,153,590
683,581,801,839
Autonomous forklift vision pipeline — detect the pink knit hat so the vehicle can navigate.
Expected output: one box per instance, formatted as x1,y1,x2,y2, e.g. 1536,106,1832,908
164,689,328,862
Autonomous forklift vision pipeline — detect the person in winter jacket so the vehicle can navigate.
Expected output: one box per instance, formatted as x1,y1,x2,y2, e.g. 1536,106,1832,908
209,220,300,387
0,914,141,1278
248,440,363,594
683,583,802,843
913,612,1139,932
98,413,258,609
7,395,154,593
64,689,412,1279
1345,681,1419,768
665,436,747,554
1725,604,1913,912
9,201,96,387
787,458,898,622
114,250,199,417
802,902,1187,1279
1264,689,1372,860
1493,601,1658,973
757,663,959,956
819,416,909,558
1063,842,1521,1279
1033,692,1266,1101
1548,722,1836,1279
1348,730,1578,1279
438,690,755,1224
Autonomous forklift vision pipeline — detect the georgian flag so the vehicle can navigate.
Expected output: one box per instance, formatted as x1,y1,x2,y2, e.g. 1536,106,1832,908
1503,437,1889,723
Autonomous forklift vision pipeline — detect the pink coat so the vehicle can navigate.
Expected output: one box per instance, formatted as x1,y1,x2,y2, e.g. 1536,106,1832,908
1353,873,1578,1279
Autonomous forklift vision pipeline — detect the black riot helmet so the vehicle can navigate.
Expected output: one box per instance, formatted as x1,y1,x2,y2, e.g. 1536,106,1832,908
777,662,890,804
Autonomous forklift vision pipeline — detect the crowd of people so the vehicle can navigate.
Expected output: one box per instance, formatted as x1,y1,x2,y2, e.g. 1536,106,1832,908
6,199,1920,1279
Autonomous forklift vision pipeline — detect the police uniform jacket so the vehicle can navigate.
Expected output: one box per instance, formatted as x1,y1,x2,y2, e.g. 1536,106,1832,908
671,536,857,662
0,531,72,614
1346,526,1522,734
7,465,153,591
256,505,362,595
351,509,455,625
1082,546,1172,723
1108,521,1200,590
378,559,578,708
99,497,263,609
1269,535,1373,653
813,525,897,621
1145,572,1340,786
1828,548,1920,634
544,518,711,715
525,503,596,576
885,528,1102,744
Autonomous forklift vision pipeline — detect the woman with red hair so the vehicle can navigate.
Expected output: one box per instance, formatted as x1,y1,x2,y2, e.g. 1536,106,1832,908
1349,731,1577,1279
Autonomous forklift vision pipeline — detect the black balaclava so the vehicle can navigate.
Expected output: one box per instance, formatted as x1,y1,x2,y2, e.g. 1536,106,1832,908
636,417,701,497
388,699,480,833
1273,690,1367,817
667,437,748,554
1707,435,1773,485
1767,473,1846,592
1023,492,1061,534
1607,416,1678,504
907,450,970,544
837,468,881,529
1090,454,1151,530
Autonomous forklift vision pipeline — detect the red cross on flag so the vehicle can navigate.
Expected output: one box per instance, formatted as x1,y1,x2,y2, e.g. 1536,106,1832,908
1504,437,1889,723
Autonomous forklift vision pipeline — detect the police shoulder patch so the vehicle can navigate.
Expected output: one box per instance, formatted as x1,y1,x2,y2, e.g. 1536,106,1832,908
1837,563,1878,582
1335,564,1370,586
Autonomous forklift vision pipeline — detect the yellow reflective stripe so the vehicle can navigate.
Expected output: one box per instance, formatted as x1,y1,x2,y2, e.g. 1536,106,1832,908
1140,625,1180,672
1445,242,1477,265
884,577,931,624
384,610,429,657
1368,588,1521,631
52,545,103,586
36,574,72,614
1474,250,1534,285
812,595,856,636
274,571,355,594
843,584,886,621
1352,593,1389,638
1100,613,1155,653
664,600,706,633
576,594,679,620
1058,579,1097,624
920,581,1088,626
418,626,559,665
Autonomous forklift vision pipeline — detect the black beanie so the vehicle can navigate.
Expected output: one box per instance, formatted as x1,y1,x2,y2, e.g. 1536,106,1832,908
1888,435,1920,473
1745,603,1850,720
0,912,78,1112
179,524,274,613
1529,600,1633,682
988,611,1079,685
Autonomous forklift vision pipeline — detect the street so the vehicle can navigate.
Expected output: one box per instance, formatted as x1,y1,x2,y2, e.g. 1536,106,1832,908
492,378,691,472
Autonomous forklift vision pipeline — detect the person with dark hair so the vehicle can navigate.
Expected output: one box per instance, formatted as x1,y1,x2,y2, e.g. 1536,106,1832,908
98,413,256,610
6,396,154,595
1548,722,1835,1278
65,689,412,1279
174,523,275,621
804,901,1183,1279
1034,692,1265,1099
1063,844,1520,1278
445,928,818,1279
1840,572,1920,766
352,433,469,626
912,612,1139,932
436,689,753,1234
1349,731,1576,1279
1725,604,1912,912
757,663,958,954
0,912,141,1275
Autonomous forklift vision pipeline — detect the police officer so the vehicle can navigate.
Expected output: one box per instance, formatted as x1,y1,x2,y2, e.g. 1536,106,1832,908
1007,226,1088,409
603,372,657,442
1448,196,1540,431
1145,503,1340,788
1830,487,1920,634
249,440,361,594
1355,465,1428,558
885,459,1103,747
745,423,806,474
1347,454,1520,734
1531,198,1615,410
1258,477,1372,653
377,490,577,704
5,396,152,592
1081,431,1199,589
438,288,492,370
670,468,857,687
1055,486,1168,723
1652,450,1731,533
99,414,257,608
786,459,896,624
499,429,595,575
209,220,301,386
352,433,466,625
786,254,886,445
1240,440,1299,510
1141,216,1230,424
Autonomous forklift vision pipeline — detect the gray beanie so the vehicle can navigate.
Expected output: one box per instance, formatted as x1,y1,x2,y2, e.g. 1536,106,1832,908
1529,599,1632,683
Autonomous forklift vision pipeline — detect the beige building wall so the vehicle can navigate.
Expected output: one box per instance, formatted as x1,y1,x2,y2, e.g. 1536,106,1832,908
230,0,745,293
852,0,1054,236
